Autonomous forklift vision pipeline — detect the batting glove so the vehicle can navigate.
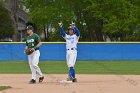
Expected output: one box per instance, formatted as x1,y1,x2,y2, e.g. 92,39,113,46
58,22,63,27
70,22,75,27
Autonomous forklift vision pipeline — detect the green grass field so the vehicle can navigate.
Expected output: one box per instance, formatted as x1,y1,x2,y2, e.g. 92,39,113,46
0,61,140,74
0,86,11,91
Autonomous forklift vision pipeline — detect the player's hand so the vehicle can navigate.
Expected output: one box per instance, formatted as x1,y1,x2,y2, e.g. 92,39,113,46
70,22,75,27
58,22,63,27
72,22,75,26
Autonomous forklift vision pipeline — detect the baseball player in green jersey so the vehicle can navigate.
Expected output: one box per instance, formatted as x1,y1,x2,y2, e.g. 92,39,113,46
24,25,44,84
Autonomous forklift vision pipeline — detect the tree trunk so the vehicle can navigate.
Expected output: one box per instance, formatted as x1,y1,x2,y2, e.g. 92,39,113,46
46,25,49,41
95,19,104,41
43,26,47,41
44,24,49,42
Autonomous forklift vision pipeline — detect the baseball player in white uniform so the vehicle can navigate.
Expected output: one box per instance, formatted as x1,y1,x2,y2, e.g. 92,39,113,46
59,22,80,82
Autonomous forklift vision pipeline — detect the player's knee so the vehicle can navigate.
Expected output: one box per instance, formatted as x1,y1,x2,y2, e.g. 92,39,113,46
33,64,38,69
69,64,74,68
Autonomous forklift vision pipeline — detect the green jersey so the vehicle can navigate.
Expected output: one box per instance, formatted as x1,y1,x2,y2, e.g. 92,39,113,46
26,33,41,50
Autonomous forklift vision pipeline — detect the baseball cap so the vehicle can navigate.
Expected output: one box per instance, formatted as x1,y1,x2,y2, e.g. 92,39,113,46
26,25,33,30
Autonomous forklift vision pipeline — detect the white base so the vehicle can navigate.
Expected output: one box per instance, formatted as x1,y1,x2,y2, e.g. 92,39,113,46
59,80,73,84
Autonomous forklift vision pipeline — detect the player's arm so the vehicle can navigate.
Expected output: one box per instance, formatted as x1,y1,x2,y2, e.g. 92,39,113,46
35,42,42,49
60,27,66,37
58,22,66,38
74,26,80,37
33,35,42,50
24,42,28,54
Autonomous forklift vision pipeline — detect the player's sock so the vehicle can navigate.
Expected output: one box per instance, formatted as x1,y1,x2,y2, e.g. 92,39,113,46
69,67,75,79
68,68,72,80
72,67,75,79
69,67,72,80
73,68,75,79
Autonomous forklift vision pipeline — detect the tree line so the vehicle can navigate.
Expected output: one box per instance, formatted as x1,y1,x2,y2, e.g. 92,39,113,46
1,0,140,42
25,0,140,42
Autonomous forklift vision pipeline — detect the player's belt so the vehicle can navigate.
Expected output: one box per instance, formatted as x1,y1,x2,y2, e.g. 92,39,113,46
67,48,77,50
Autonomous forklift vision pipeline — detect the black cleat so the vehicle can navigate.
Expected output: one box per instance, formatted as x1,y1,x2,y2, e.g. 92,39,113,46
29,79,36,84
39,76,44,83
67,77,77,83
72,78,77,82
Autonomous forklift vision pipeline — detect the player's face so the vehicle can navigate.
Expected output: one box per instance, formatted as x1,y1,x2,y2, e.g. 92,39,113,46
27,29,33,35
69,29,74,35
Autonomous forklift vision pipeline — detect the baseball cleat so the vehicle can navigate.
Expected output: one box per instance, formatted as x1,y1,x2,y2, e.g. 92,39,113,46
29,79,36,84
67,77,77,83
72,78,77,82
39,76,44,83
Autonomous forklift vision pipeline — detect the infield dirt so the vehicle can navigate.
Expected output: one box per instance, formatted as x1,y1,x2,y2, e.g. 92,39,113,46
0,74,139,93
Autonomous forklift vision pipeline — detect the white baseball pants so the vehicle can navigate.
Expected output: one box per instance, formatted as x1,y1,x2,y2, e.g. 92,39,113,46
66,50,77,67
28,50,43,80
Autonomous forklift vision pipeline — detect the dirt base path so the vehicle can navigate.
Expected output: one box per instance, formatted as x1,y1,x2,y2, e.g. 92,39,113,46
0,74,140,93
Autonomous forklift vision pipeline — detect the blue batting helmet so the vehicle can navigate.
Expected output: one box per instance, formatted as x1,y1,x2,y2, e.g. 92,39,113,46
68,26,75,31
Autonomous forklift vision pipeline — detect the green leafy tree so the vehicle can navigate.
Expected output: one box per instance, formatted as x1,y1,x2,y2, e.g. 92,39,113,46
84,0,140,41
0,1,15,40
25,0,140,41
26,0,76,41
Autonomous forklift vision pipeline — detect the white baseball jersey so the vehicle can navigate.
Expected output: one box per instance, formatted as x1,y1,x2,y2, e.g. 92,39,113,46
64,34,79,49
60,26,80,68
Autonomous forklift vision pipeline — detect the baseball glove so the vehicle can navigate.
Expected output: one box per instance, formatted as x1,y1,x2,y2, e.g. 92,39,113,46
24,48,34,55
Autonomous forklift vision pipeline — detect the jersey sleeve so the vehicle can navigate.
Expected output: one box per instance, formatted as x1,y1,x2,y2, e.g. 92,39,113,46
60,27,66,38
64,34,68,40
75,35,80,41
74,26,80,37
35,34,41,43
